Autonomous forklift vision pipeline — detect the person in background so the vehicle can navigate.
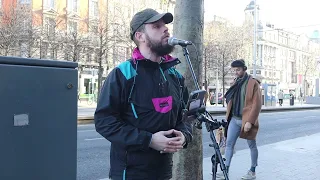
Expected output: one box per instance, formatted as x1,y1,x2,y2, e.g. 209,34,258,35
220,59,262,180
278,90,284,106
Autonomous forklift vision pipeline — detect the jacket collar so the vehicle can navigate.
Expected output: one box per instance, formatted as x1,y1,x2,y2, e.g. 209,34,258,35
131,47,181,70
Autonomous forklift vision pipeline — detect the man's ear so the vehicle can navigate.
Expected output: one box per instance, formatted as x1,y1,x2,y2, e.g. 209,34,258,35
135,32,144,43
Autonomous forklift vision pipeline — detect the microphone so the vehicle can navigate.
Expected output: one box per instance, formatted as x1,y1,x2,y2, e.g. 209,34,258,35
168,37,192,46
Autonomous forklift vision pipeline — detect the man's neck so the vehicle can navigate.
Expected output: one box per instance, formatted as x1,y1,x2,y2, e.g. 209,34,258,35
238,72,247,79
139,46,161,63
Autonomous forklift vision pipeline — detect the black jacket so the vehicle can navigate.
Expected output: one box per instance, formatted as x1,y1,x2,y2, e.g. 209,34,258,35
94,48,193,180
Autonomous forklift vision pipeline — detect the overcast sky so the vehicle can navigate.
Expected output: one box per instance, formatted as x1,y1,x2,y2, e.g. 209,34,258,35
204,0,320,35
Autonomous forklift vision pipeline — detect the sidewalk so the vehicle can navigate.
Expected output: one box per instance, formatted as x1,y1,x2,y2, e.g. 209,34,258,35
77,103,320,121
203,133,320,180
206,103,320,114
78,101,97,108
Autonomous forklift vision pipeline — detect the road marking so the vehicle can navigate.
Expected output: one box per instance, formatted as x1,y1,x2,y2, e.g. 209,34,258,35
78,124,95,127
85,137,105,141
99,178,109,180
303,116,317,119
275,116,317,121
78,130,96,132
277,118,291,121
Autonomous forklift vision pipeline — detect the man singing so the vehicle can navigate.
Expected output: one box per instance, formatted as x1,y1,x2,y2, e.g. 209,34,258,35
94,8,193,180
220,59,262,180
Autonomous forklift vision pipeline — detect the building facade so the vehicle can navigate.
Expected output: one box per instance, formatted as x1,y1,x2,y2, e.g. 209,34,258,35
204,0,320,100
244,0,320,98
0,0,175,97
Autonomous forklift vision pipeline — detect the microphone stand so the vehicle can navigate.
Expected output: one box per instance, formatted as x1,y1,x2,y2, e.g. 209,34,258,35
181,44,229,180
182,46,200,90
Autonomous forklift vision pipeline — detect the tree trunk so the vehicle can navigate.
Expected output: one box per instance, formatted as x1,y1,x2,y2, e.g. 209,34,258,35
222,74,225,107
172,0,204,180
98,57,103,99
222,59,225,107
303,71,307,101
97,48,104,100
5,46,9,56
204,48,208,104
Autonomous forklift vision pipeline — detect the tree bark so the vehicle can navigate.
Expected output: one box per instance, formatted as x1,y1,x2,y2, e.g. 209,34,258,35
97,33,104,100
172,0,204,180
222,54,226,107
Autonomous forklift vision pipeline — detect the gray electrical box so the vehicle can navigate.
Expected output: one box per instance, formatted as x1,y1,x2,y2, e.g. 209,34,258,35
0,57,78,180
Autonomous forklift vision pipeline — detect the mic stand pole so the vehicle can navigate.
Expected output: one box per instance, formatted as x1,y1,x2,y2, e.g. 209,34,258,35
182,46,200,90
181,45,229,180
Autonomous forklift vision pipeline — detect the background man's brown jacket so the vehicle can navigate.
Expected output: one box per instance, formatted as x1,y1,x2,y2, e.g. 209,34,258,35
225,77,262,140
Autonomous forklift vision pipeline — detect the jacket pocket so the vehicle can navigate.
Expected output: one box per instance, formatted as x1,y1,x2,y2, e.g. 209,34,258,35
112,146,126,164
152,96,173,113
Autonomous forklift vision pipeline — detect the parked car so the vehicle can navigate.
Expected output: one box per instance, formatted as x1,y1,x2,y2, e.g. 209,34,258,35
210,92,223,105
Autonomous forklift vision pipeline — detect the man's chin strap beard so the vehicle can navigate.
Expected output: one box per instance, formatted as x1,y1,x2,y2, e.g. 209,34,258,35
154,45,174,57
146,35,174,57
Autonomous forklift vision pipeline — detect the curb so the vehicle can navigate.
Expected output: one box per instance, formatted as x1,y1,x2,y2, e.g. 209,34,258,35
209,105,320,115
78,116,94,124
77,106,320,122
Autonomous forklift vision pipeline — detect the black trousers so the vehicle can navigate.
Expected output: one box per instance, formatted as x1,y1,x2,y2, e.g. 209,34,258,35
279,99,283,105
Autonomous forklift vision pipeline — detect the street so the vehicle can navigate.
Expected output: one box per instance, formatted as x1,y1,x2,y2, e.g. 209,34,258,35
78,107,96,118
77,109,320,180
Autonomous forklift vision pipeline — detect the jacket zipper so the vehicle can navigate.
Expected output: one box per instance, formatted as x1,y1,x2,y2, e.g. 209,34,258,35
159,66,167,82
123,150,128,180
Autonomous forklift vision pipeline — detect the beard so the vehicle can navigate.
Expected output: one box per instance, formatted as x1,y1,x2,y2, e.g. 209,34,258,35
145,34,174,56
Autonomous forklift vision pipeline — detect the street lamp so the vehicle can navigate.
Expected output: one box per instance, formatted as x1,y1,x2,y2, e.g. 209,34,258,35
253,0,258,78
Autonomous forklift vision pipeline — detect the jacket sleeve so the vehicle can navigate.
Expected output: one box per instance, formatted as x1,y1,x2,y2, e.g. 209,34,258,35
247,80,262,125
94,68,152,152
174,76,193,147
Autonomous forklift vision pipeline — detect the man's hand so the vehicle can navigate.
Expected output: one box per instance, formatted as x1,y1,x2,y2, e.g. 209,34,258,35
244,122,252,132
149,129,183,153
160,130,186,153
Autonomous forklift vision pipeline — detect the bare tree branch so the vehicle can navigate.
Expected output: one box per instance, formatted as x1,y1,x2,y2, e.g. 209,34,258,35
203,19,252,106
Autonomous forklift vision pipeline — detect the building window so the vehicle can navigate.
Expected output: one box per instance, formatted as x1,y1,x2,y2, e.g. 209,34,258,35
86,48,93,62
113,46,127,65
20,42,28,57
44,0,55,9
289,50,295,59
21,19,31,33
90,25,98,34
89,0,99,17
40,42,48,59
68,0,78,12
19,0,31,4
45,17,56,36
68,21,78,33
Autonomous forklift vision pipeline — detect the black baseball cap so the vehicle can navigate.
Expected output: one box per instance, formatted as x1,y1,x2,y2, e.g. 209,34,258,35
130,8,173,40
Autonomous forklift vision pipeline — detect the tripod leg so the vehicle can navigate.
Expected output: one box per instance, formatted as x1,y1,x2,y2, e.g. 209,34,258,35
210,130,229,180
211,154,218,180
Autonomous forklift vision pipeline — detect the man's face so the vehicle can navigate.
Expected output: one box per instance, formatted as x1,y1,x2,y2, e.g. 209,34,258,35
138,19,174,56
232,67,245,78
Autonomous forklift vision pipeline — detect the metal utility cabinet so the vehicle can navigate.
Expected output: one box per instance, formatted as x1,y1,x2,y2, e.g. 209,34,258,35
0,57,78,180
